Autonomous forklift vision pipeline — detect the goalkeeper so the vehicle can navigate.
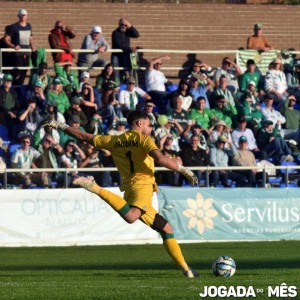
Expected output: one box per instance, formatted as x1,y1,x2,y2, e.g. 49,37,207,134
45,110,199,278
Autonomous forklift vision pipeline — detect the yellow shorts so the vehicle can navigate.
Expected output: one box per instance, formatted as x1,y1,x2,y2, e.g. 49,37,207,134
123,173,159,227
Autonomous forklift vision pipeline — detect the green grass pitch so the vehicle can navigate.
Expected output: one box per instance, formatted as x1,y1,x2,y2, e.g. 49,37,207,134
0,241,299,299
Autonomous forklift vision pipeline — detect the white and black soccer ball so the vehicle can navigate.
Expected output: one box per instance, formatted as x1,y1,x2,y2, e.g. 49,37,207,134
212,255,236,277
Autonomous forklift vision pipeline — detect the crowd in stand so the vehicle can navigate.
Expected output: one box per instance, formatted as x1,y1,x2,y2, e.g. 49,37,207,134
0,9,300,189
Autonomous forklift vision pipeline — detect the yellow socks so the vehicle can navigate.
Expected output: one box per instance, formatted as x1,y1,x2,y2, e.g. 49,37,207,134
163,235,189,272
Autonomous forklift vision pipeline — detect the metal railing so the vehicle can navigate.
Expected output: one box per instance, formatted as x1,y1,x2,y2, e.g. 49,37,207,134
1,164,299,189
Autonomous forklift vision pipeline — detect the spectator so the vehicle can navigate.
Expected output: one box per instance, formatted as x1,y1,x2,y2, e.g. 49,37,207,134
155,134,183,186
99,83,122,130
59,140,86,186
59,115,86,147
25,80,47,114
170,78,193,111
47,77,70,114
213,57,242,94
279,95,300,147
238,81,263,133
29,62,52,95
144,100,158,129
107,120,127,136
231,115,266,160
209,120,232,148
238,59,262,94
0,25,13,70
48,20,76,63
189,77,211,108
247,23,273,51
111,18,140,82
210,135,247,187
186,122,209,151
214,75,236,108
145,55,172,114
118,76,151,117
286,59,300,101
232,136,269,187
79,82,97,121
10,134,47,188
261,93,286,137
210,94,237,129
78,71,91,91
256,119,293,164
64,96,88,127
0,73,19,139
168,95,191,138
187,59,213,84
33,119,60,149
35,134,64,187
189,96,213,131
77,25,110,72
79,143,111,187
95,63,120,93
18,98,43,137
264,58,288,106
4,9,36,85
54,60,80,98
42,99,65,124
181,134,210,185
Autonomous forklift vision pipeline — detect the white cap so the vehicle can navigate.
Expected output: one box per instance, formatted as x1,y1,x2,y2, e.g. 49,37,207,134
18,9,27,16
80,71,90,79
92,26,102,33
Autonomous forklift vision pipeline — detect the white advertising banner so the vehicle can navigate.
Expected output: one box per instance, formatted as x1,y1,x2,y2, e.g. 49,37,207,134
0,189,160,247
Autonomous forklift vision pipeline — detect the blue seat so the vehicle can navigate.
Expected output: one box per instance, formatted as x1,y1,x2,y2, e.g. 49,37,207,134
280,161,297,175
166,84,178,93
0,124,8,140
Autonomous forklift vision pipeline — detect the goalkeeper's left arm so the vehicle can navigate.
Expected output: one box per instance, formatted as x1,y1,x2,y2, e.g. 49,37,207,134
43,119,95,145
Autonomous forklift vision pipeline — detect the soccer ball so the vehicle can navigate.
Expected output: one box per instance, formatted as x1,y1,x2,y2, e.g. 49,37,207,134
212,255,236,277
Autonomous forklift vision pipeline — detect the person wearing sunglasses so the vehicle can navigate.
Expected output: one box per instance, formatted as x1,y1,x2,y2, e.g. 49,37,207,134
10,134,48,188
111,18,140,83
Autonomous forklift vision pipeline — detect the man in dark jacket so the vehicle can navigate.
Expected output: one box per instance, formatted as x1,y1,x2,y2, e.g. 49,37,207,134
111,18,139,82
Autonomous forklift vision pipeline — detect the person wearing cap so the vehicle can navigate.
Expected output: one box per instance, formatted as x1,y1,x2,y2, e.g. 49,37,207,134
213,56,243,94
286,59,300,101
48,20,76,63
18,98,43,136
25,79,47,114
261,93,286,137
232,135,269,187
0,73,19,138
107,120,128,136
54,60,80,99
264,58,288,105
279,94,300,147
64,96,88,127
145,55,173,114
111,18,140,82
47,77,70,114
231,115,266,161
29,62,52,95
118,76,151,117
143,100,158,128
256,119,293,164
247,23,273,51
186,122,208,151
77,25,110,71
209,134,247,187
238,59,262,94
4,9,36,85
210,94,237,129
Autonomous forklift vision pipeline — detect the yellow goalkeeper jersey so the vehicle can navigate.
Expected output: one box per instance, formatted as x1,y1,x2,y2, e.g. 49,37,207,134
93,130,158,188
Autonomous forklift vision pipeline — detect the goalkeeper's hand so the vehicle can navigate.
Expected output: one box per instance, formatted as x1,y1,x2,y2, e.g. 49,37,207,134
42,119,70,131
177,164,199,186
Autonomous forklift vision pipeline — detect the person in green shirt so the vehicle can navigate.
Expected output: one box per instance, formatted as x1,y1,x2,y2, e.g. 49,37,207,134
48,77,70,114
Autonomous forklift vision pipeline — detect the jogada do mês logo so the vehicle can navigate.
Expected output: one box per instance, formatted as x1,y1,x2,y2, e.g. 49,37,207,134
199,283,298,298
